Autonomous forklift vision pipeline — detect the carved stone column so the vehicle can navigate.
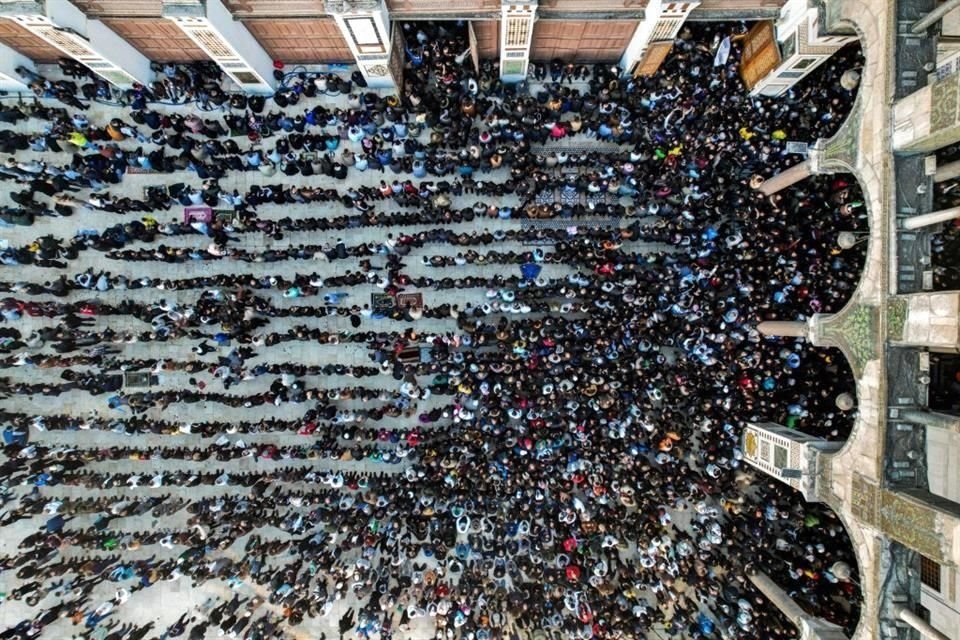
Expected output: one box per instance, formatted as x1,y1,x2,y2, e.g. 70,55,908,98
757,320,809,338
755,159,814,196
900,206,960,230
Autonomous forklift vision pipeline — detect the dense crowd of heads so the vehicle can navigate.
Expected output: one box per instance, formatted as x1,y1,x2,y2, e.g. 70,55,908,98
932,148,960,291
0,21,866,640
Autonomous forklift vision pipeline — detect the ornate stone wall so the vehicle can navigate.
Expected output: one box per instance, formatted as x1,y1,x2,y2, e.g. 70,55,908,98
804,0,897,638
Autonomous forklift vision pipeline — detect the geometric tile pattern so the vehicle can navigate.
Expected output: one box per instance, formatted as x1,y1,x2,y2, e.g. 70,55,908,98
930,72,960,133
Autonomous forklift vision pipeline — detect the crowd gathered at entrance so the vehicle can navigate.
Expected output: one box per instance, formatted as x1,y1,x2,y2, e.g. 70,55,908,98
932,143,960,291
0,20,865,640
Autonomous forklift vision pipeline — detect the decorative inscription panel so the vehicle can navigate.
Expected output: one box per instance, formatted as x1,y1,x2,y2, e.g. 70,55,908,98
931,73,960,133
851,473,879,526
880,491,942,561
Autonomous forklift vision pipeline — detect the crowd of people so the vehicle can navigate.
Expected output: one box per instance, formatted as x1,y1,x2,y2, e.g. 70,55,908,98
0,19,866,640
932,148,960,291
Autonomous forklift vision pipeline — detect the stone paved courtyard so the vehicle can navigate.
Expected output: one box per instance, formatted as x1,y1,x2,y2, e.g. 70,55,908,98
0,24,871,638
0,69,691,640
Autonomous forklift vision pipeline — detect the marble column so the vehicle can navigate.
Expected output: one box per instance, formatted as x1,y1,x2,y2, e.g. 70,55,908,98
163,0,276,94
757,321,809,338
756,160,813,196
933,158,960,183
499,0,537,83
911,0,960,34
749,573,849,639
899,408,960,432
895,607,951,640
0,0,152,88
325,0,397,90
901,206,960,230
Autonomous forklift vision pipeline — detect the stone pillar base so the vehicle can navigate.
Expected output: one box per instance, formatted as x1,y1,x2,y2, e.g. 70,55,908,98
756,159,813,196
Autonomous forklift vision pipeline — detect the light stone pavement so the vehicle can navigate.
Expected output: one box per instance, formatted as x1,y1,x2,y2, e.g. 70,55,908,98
0,68,705,640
